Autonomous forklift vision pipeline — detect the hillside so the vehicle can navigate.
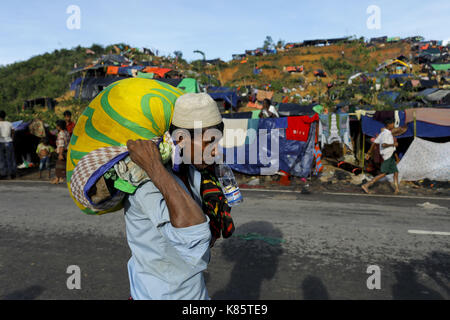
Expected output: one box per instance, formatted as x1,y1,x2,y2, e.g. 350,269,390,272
0,40,413,123
215,42,411,93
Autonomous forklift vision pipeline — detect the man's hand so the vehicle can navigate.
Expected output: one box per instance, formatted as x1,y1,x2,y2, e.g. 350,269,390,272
127,139,163,180
365,153,371,161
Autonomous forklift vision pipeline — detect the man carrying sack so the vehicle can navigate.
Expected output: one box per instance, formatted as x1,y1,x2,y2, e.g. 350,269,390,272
125,93,233,300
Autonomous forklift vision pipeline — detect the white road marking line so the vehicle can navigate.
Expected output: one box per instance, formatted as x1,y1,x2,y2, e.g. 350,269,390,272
408,230,450,236
324,192,450,201
240,188,450,201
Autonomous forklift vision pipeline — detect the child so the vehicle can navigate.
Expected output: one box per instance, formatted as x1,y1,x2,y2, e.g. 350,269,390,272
362,118,400,195
36,137,54,179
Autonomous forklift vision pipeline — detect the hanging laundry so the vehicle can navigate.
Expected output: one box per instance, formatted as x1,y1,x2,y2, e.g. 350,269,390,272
313,143,323,175
319,113,352,150
286,114,319,142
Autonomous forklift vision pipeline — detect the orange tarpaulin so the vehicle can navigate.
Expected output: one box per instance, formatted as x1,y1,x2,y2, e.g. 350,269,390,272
256,90,274,102
142,67,172,78
247,102,263,109
286,66,303,73
106,66,119,75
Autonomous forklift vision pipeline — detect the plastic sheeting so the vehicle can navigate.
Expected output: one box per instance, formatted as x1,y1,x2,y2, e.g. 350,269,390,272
208,87,240,107
398,138,450,182
362,113,450,138
221,117,316,177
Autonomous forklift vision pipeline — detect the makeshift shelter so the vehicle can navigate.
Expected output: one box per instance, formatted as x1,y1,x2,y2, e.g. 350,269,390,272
314,69,327,77
362,108,450,139
22,98,56,111
219,115,319,177
73,77,127,100
398,138,450,182
142,67,173,78
285,66,304,73
419,89,450,104
207,87,240,108
276,103,322,117
431,63,450,71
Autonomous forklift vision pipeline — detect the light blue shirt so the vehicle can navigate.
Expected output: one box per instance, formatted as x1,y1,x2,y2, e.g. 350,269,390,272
124,165,211,300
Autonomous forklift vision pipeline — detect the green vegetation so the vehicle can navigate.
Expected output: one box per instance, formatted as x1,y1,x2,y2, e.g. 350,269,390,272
0,44,115,115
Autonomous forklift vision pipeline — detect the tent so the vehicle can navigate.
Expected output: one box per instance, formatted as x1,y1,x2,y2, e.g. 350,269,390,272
276,103,321,117
73,77,127,100
219,116,318,177
398,138,450,182
422,90,450,103
22,98,56,111
378,91,401,104
176,78,200,93
314,69,327,77
207,87,240,107
362,109,450,138
431,63,450,71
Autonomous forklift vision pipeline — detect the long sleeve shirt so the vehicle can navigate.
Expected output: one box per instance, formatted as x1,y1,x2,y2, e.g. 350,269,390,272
124,165,211,300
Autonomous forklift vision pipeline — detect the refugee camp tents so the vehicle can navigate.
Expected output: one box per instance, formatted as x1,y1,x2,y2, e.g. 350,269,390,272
22,98,56,111
73,77,128,100
398,138,450,182
362,108,450,138
420,89,450,103
207,87,240,108
276,103,321,117
431,63,450,71
314,69,327,77
219,115,318,177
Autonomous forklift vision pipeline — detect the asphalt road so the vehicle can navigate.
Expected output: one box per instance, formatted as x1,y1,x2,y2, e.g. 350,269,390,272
0,181,449,300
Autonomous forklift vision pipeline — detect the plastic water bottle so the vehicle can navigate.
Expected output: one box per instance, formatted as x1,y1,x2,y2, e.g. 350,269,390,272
215,164,243,207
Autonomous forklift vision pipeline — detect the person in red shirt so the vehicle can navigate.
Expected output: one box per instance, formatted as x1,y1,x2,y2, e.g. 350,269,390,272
64,110,75,136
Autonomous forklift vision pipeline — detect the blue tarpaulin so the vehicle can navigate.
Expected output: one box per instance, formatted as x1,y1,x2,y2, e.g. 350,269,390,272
388,74,414,79
378,91,400,103
70,77,83,91
362,113,450,138
208,87,240,107
221,117,316,177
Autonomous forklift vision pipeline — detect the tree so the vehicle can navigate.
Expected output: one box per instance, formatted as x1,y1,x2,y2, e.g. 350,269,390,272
276,39,285,49
173,51,183,60
263,36,274,50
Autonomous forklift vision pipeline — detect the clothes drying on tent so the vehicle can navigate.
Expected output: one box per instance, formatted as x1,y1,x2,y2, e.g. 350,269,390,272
219,117,317,177
319,113,352,150
398,138,450,182
286,114,319,142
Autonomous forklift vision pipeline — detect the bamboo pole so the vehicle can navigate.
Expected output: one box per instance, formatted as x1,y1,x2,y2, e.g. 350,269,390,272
413,110,417,138
362,133,366,174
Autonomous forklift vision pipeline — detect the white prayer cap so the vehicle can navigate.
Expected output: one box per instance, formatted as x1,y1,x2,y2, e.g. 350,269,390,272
172,93,222,129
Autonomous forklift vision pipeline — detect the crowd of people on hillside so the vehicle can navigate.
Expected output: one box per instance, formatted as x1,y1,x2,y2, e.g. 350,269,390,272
0,110,74,183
